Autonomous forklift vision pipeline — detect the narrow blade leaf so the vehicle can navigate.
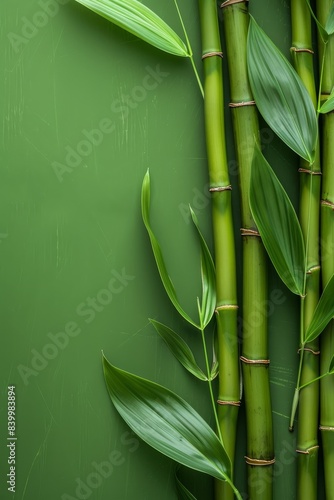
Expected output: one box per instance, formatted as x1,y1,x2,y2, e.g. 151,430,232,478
210,328,219,381
102,355,232,481
250,147,305,295
190,207,216,329
141,171,198,329
329,355,334,374
319,91,334,114
149,319,207,381
325,4,334,35
210,359,219,381
175,468,198,500
305,274,334,342
247,17,318,162
74,0,190,57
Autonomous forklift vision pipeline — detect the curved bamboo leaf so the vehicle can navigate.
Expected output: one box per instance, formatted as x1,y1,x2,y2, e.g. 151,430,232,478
210,328,219,381
305,274,334,342
247,17,318,162
149,319,207,381
329,355,334,374
74,0,190,57
141,171,198,329
325,4,334,35
175,468,198,500
250,146,305,295
189,207,216,329
210,359,219,381
319,91,334,114
102,354,232,481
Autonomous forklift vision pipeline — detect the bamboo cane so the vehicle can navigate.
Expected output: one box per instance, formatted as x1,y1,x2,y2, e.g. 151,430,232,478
198,1,239,498
317,1,334,497
290,1,321,498
221,1,274,498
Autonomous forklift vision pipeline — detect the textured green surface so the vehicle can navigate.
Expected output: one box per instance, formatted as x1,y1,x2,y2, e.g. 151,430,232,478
0,0,325,499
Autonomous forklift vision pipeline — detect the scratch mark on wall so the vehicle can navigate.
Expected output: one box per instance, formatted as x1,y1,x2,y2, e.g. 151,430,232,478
36,383,59,426
272,410,290,420
22,133,53,162
21,420,53,500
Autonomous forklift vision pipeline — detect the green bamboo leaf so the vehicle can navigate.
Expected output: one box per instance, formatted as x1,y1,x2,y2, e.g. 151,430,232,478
329,355,334,374
325,4,334,35
149,319,207,381
74,0,190,57
102,354,232,481
305,274,334,342
250,147,306,295
319,91,334,114
175,468,198,500
247,17,318,162
189,207,216,329
141,170,198,329
210,359,219,381
210,329,219,381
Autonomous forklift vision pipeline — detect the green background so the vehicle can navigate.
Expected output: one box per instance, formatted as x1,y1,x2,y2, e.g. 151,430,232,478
0,0,324,498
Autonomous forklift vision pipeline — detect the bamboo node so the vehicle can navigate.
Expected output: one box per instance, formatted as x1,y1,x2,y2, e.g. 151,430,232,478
217,400,241,407
321,199,334,210
306,265,321,275
319,426,334,431
229,101,256,108
202,51,224,60
240,356,270,365
297,347,320,356
209,185,232,193
240,228,261,237
296,445,319,455
298,168,322,175
244,456,275,466
290,46,314,54
215,304,239,311
221,0,248,8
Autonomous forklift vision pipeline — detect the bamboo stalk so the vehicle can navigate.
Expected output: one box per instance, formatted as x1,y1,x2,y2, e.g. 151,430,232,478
221,2,274,498
290,1,321,498
317,1,334,497
198,1,239,498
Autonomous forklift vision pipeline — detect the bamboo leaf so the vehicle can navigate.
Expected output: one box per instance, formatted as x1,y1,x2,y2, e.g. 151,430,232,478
319,91,334,114
149,319,207,381
305,274,334,342
74,0,190,57
329,355,334,374
102,354,232,481
210,329,219,381
325,4,334,35
175,469,198,500
141,171,198,329
189,207,216,329
250,147,305,295
210,359,219,381
247,17,318,162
